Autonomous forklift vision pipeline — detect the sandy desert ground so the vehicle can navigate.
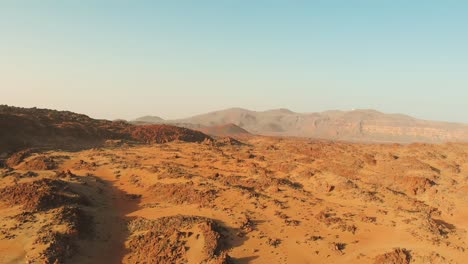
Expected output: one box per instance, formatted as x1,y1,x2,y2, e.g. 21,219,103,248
0,135,467,264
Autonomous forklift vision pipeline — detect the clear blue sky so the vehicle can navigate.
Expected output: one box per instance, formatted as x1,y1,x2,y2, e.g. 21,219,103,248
1,1,467,122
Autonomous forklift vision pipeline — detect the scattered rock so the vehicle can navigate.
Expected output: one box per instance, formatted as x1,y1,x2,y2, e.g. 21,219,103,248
374,248,411,264
5,149,32,167
0,178,88,211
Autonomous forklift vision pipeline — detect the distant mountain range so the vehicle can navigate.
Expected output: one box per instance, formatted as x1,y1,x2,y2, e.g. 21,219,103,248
132,108,468,143
133,115,165,124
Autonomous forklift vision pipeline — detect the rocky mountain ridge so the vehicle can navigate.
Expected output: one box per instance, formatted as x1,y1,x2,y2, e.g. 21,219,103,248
134,108,468,143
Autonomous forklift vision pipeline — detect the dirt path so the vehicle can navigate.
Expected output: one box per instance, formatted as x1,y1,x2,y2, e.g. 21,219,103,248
66,162,141,264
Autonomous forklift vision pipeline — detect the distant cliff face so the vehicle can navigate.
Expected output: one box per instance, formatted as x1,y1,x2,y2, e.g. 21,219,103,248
164,108,468,143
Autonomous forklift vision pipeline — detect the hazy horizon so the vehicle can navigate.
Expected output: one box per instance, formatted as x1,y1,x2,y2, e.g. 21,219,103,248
2,1,468,122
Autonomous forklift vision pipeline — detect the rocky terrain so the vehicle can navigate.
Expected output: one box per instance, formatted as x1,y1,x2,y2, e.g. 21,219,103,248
0,106,468,263
134,108,468,143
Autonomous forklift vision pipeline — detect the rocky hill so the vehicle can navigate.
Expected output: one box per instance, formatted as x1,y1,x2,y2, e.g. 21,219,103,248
0,105,211,154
